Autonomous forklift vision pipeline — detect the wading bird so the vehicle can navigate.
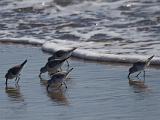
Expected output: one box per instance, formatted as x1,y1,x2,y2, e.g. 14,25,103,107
48,47,77,67
39,57,70,77
128,55,154,78
5,59,27,85
47,68,73,91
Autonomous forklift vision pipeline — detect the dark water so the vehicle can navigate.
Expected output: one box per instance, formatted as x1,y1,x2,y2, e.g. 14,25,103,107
1,44,160,120
0,0,160,56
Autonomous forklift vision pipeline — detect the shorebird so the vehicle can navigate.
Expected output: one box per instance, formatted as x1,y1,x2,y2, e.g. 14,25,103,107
47,68,73,91
39,57,70,77
128,55,154,78
48,47,77,67
5,59,27,85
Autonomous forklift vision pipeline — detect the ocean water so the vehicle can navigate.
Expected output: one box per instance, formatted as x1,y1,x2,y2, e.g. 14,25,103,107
1,44,160,120
0,0,160,63
1,1,160,119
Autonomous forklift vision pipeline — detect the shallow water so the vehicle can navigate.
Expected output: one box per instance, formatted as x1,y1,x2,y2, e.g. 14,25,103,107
1,44,160,120
0,0,160,57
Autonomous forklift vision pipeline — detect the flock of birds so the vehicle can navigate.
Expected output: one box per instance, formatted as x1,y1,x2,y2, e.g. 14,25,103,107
4,46,154,91
5,47,77,91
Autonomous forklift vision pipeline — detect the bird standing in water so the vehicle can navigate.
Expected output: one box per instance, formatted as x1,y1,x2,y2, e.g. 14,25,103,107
39,57,70,77
47,68,73,91
128,55,154,78
48,47,77,67
5,59,27,85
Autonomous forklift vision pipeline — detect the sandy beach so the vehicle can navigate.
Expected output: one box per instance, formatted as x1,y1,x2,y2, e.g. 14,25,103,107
0,44,160,120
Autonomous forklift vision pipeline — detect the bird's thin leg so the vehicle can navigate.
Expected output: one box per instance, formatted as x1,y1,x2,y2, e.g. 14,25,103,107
15,76,18,81
143,70,146,82
63,81,67,89
66,60,70,70
15,74,20,82
5,79,8,86
16,75,20,84
136,72,141,77
15,83,20,88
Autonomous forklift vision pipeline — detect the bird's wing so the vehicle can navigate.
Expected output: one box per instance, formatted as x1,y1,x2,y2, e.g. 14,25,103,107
8,66,20,75
133,61,146,71
133,61,145,67
55,50,65,57
47,60,60,68
51,73,65,80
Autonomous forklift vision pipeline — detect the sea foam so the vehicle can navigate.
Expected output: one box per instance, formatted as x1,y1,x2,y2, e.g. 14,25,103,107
0,38,160,65
42,42,160,65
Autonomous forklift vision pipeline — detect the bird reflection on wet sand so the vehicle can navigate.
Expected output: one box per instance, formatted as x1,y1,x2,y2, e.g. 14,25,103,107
128,77,151,93
40,77,69,105
5,84,24,102
47,89,69,105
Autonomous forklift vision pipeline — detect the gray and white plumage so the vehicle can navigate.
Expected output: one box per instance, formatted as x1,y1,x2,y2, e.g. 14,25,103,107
5,59,27,85
48,47,77,61
39,57,70,77
47,68,73,91
128,55,154,78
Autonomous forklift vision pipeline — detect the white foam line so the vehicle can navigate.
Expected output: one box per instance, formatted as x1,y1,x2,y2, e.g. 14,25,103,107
1,38,160,65
0,38,45,45
42,42,160,65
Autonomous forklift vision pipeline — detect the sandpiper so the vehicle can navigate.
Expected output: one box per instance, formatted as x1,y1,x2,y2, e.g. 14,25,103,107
39,57,70,77
47,68,73,91
5,59,27,85
48,47,77,67
48,47,77,61
128,55,154,78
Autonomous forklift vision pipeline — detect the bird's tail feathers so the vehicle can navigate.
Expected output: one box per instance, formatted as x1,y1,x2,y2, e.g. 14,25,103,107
68,47,77,52
66,68,73,76
54,56,71,62
21,59,27,68
146,55,154,66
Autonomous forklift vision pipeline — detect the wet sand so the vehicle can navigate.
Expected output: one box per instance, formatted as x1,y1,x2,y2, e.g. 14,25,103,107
0,44,160,120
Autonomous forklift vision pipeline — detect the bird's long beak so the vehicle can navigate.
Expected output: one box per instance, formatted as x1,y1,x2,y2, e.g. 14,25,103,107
148,55,154,61
66,68,74,76
146,55,154,66
39,73,42,78
70,47,77,51
5,78,8,86
128,73,131,78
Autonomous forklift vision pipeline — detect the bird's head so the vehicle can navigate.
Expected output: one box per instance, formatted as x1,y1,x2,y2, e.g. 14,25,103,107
40,67,47,74
5,72,9,79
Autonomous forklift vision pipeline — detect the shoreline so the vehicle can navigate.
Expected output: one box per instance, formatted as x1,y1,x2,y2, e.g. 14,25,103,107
0,40,160,65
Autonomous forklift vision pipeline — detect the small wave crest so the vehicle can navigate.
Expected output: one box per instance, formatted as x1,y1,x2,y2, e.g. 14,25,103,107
1,38,159,65
0,38,44,45
42,41,160,65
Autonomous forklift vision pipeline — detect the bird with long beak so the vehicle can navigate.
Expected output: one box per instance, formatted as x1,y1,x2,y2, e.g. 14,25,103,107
5,59,27,85
128,55,154,78
48,47,77,67
47,68,73,91
39,56,70,77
